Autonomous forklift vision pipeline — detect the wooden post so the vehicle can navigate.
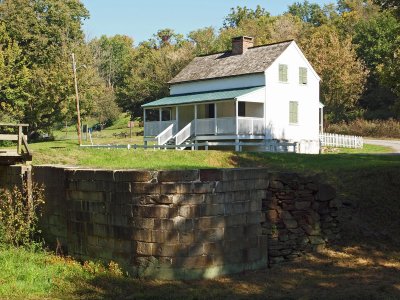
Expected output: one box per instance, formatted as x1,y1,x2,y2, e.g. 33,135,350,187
72,53,82,145
17,125,22,154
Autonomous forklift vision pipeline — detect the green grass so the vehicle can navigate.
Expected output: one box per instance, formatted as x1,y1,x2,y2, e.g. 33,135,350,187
0,247,90,299
328,143,393,154
29,139,400,172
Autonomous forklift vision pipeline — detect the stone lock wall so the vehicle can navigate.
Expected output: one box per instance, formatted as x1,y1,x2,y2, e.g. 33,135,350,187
1,165,339,280
0,165,30,190
34,167,270,280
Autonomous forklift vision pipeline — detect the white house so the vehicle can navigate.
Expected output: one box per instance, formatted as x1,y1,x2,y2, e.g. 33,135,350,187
142,36,323,154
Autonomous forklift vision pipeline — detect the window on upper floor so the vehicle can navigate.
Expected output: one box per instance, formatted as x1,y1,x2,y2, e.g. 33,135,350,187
279,64,288,82
289,101,298,124
299,67,307,85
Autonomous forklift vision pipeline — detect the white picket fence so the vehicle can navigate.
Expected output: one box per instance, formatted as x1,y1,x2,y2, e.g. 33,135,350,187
320,133,363,149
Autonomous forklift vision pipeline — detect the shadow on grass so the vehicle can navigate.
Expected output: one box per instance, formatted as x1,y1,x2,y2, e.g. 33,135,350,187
69,241,400,300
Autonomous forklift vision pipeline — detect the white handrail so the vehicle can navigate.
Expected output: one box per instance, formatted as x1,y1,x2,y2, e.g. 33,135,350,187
155,124,174,145
175,121,194,145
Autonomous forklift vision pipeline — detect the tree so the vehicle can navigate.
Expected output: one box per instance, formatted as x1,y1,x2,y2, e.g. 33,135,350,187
336,0,380,35
0,25,31,122
223,5,270,28
117,40,194,118
269,14,305,43
188,27,219,55
373,0,400,18
287,1,334,26
0,0,99,135
90,35,135,91
0,0,89,67
352,11,400,118
300,25,368,122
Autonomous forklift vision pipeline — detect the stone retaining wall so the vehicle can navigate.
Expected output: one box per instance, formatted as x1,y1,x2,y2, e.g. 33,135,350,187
34,167,270,279
1,165,339,279
262,173,340,264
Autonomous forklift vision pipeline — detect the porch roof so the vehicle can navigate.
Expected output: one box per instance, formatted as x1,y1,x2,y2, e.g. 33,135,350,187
141,86,264,108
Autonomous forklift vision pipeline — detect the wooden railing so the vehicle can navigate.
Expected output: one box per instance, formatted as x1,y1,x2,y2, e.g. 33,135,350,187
0,123,31,157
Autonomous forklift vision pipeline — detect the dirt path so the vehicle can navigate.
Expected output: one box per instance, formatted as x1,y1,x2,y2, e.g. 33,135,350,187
364,139,400,154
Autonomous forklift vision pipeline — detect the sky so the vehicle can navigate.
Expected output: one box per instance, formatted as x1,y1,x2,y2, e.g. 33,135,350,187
81,0,335,44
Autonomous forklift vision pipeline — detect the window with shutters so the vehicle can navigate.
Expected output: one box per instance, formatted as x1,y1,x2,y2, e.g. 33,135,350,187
299,67,307,85
279,64,288,82
289,101,298,124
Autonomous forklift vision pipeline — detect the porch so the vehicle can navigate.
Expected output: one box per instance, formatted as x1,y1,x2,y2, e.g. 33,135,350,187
143,102,265,146
142,86,266,146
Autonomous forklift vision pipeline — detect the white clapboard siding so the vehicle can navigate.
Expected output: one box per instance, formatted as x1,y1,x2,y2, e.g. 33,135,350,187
320,133,363,149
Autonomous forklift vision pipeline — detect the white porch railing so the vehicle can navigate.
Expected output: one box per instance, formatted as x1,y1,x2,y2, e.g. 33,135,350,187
320,133,363,148
155,124,174,145
175,121,194,145
144,118,266,138
144,121,176,137
238,117,265,135
196,118,216,135
195,117,265,136
216,117,236,134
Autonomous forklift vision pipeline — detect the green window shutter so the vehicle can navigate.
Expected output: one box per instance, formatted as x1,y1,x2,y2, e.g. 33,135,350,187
299,67,307,84
279,64,288,82
289,101,298,124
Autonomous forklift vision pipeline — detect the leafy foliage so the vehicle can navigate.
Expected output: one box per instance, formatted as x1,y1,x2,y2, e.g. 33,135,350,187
223,5,270,28
0,183,45,247
300,25,368,122
0,0,399,130
287,0,337,26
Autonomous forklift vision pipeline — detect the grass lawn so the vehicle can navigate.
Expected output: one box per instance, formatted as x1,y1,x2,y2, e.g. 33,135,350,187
330,143,394,154
2,124,400,299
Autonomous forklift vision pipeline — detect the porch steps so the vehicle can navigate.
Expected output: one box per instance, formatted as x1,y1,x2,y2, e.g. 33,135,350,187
165,136,194,150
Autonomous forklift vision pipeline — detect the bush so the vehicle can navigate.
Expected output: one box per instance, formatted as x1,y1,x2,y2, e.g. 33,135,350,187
0,182,45,247
326,119,400,138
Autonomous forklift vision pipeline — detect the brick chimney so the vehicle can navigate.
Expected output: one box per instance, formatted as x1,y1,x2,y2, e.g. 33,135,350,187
232,36,254,55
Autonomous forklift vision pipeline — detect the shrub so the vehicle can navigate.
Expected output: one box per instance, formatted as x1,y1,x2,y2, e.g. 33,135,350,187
0,182,45,247
326,119,400,138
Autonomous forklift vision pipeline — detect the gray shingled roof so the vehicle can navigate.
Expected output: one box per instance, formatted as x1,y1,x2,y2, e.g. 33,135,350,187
169,40,293,84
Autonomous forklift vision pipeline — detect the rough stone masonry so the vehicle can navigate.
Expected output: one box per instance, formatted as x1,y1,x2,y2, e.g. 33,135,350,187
1,165,339,280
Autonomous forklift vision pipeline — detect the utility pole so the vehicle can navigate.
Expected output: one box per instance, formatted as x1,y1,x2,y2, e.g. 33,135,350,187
72,53,82,145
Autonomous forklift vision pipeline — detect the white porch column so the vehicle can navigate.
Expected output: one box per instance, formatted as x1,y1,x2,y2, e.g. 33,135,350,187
176,106,179,133
143,108,147,137
159,108,162,133
214,103,217,135
235,100,239,135
194,104,197,136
